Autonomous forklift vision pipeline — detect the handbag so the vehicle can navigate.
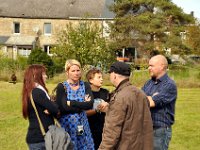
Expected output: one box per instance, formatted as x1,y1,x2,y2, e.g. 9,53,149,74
30,94,73,150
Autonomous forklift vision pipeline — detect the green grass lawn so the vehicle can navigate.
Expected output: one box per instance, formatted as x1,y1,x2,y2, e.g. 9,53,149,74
0,81,199,150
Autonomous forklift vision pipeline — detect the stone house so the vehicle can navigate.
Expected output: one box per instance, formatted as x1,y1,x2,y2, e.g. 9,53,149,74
0,0,114,59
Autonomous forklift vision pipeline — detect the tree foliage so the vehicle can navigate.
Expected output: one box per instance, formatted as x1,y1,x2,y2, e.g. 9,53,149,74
185,24,200,55
109,0,195,56
53,20,115,70
27,48,55,77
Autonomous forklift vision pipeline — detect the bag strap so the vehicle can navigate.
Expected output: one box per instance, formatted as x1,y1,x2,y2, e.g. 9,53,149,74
30,93,61,134
54,118,61,127
30,94,46,136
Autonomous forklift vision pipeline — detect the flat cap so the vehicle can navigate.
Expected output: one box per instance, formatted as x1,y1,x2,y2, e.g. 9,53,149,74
109,61,131,76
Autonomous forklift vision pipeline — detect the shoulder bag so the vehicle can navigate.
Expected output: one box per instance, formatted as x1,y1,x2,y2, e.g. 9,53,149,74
30,94,73,150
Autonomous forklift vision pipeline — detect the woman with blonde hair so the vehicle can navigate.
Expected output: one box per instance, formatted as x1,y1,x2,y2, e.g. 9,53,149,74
56,59,94,150
22,64,59,150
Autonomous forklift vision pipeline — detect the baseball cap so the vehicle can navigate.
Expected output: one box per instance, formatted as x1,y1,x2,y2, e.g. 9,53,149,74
108,61,131,76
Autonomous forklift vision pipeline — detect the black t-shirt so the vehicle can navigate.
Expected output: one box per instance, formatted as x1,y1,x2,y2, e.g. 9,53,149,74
87,88,109,149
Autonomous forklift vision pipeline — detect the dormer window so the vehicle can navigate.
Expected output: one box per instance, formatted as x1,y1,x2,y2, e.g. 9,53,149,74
14,22,20,34
44,23,51,35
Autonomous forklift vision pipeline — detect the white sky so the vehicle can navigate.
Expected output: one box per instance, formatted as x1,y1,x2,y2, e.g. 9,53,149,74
172,0,200,18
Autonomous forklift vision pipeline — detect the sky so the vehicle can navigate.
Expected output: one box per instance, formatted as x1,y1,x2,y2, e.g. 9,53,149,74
172,0,200,19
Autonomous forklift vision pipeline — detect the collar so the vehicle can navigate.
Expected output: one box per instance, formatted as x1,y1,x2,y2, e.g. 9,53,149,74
35,83,50,100
152,73,168,84
115,78,130,91
109,78,130,101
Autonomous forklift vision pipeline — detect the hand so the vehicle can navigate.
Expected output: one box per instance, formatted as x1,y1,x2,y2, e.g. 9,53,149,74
50,95,56,102
147,96,155,107
84,94,91,102
66,101,70,106
44,109,50,114
98,101,109,112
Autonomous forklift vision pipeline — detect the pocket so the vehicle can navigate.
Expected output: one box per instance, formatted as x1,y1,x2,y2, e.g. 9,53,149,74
165,127,172,145
154,127,165,137
153,127,172,150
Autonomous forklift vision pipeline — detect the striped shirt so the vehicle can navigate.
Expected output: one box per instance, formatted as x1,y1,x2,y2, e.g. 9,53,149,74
142,73,177,128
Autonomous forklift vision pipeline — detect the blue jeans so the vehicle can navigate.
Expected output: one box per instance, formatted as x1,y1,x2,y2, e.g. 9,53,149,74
153,127,172,150
28,142,45,150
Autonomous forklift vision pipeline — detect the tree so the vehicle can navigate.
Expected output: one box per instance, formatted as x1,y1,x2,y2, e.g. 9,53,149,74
52,20,115,70
28,48,55,77
185,24,200,55
109,0,195,56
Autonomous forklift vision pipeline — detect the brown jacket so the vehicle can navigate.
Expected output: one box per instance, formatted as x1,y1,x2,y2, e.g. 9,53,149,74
99,79,153,150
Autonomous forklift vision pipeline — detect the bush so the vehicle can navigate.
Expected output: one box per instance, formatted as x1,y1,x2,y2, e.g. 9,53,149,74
28,48,55,78
0,57,26,82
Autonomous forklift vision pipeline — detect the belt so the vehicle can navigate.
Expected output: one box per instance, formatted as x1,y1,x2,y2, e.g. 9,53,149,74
153,126,171,130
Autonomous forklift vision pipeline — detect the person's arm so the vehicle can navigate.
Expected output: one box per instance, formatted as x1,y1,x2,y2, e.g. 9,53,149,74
70,82,94,110
99,95,126,149
86,109,96,116
148,82,177,108
55,83,81,114
32,88,59,117
99,89,110,112
146,96,155,107
86,88,110,115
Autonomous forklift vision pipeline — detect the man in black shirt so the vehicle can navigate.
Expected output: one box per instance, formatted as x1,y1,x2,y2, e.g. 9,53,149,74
86,68,109,150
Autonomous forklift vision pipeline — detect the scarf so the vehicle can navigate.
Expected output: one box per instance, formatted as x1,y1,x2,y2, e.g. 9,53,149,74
35,83,50,100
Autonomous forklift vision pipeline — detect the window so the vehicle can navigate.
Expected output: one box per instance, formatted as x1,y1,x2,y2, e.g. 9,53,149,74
18,46,32,57
44,45,53,56
102,21,113,38
180,31,186,40
44,23,51,35
14,22,20,34
116,47,136,62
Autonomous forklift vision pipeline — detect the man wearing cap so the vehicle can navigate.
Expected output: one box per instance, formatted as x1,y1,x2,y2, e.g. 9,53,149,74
99,61,153,150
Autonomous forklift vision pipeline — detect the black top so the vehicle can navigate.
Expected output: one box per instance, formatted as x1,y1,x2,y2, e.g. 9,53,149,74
87,88,109,150
55,82,94,115
26,88,59,144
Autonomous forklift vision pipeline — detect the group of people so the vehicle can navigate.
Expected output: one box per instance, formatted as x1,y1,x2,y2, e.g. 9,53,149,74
22,54,177,150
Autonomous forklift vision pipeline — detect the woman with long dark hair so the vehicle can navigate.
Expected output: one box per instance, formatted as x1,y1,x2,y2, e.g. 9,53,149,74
22,64,59,150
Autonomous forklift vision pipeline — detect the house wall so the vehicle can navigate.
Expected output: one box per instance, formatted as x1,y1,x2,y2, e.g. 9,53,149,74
0,17,103,45
0,17,104,58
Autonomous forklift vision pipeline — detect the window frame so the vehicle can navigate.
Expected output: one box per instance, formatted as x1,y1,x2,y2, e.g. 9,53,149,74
13,22,20,34
44,23,52,35
44,45,53,56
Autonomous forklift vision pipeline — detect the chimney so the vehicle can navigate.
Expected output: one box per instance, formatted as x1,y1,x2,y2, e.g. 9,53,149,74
190,11,194,17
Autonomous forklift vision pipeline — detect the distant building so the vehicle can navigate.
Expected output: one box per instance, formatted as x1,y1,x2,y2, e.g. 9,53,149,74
0,0,115,59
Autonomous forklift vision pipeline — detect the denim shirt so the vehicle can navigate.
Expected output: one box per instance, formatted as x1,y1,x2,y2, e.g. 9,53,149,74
142,73,177,128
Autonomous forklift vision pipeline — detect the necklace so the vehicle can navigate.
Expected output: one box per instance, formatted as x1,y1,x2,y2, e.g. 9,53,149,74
69,82,79,87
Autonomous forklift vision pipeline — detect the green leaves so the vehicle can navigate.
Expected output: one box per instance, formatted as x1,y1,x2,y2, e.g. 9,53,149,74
27,48,55,77
110,0,195,55
53,20,115,70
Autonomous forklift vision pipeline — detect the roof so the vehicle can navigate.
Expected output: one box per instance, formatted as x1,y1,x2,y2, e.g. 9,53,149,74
0,0,115,19
0,36,36,45
0,36,9,44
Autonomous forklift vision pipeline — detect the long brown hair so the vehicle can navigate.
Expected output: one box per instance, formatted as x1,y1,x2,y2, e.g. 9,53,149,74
22,64,48,119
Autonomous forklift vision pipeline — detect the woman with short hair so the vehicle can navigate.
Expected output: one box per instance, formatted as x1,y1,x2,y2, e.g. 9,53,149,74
56,59,95,150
